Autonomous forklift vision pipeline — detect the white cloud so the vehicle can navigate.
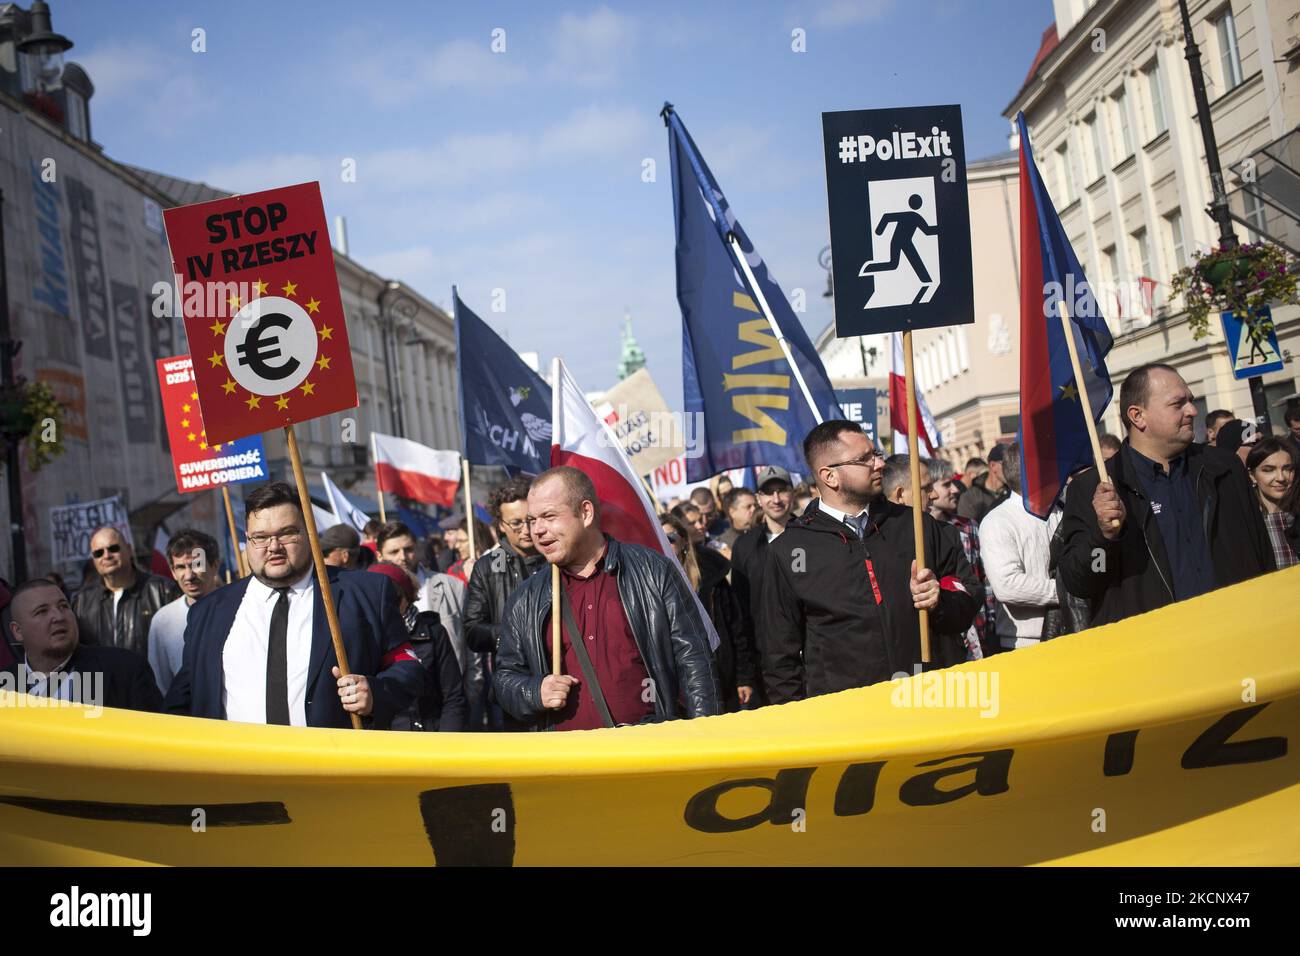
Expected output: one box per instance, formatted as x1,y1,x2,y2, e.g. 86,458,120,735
349,36,527,108
811,0,894,27
546,6,637,87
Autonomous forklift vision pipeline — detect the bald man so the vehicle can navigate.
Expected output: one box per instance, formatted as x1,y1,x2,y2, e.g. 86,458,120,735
70,526,178,658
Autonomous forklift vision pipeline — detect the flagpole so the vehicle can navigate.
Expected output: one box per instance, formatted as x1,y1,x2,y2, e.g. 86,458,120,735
286,424,362,730
551,565,561,676
902,330,932,663
1056,298,1113,492
726,233,824,426
219,486,246,578
462,457,477,560
372,432,387,524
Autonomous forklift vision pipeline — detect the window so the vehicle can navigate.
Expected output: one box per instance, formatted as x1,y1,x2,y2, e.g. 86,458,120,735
65,89,87,141
945,330,960,378
998,415,1021,437
1131,228,1154,279
1111,89,1134,161
956,326,971,371
1102,245,1120,326
1166,211,1187,270
1144,61,1167,136
1264,379,1297,434
1216,7,1244,91
1243,189,1268,241
1055,142,1075,204
937,339,951,382
1085,113,1104,182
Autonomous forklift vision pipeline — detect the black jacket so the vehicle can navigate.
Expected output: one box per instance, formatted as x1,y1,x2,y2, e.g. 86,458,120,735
464,540,546,655
72,572,179,659
730,523,775,655
388,611,468,732
694,544,757,703
493,537,720,730
3,643,163,712
762,500,981,703
1057,440,1274,627
956,473,1009,525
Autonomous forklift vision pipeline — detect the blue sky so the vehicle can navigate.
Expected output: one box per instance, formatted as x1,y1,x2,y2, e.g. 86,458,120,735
59,0,1049,408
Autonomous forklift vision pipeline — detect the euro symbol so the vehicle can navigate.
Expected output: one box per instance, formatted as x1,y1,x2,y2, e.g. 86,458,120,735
235,313,300,382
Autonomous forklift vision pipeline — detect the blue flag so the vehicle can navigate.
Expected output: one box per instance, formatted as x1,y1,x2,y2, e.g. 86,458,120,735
454,289,553,474
665,104,842,482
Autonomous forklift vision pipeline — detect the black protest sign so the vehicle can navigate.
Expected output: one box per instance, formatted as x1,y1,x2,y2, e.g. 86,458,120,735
822,105,974,336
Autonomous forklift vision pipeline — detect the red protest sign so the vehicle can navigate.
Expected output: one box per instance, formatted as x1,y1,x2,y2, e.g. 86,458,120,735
156,355,270,494
162,182,357,444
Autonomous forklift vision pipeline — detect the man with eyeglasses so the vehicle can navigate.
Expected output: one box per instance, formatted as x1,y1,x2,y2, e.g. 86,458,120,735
761,420,982,703
71,526,178,659
165,482,424,728
465,476,547,730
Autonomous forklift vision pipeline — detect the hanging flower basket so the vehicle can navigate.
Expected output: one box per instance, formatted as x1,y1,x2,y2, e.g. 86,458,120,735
0,378,67,471
1170,241,1300,340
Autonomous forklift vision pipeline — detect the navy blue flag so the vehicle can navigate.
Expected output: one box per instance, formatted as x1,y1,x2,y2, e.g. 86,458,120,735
665,104,842,481
454,289,553,474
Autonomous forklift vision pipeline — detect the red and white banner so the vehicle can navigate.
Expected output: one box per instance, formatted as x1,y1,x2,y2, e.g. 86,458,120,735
372,432,459,507
888,332,941,455
551,359,719,650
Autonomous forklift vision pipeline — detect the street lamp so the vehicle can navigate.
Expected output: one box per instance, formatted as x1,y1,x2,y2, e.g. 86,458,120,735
17,1,72,97
1176,0,1269,430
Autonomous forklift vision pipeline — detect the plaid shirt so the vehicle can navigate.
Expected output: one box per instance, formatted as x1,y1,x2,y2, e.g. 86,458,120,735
1263,511,1298,569
942,513,999,658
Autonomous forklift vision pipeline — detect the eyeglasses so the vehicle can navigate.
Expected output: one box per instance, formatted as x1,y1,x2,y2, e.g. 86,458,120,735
825,450,881,470
92,544,123,559
663,531,680,543
247,527,304,549
501,519,528,531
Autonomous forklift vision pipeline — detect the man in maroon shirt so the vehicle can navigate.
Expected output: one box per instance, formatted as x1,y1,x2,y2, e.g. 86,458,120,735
493,467,719,730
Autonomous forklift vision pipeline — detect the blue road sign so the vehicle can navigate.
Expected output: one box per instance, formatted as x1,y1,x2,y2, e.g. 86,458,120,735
1221,306,1284,380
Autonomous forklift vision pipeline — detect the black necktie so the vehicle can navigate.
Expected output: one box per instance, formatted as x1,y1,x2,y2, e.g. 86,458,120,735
266,587,291,725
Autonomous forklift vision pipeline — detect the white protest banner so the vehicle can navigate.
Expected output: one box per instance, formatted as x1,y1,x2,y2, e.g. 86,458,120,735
50,496,132,567
593,368,685,476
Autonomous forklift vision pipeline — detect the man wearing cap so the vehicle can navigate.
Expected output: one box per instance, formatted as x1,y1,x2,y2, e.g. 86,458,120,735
729,465,795,698
319,524,362,570
957,443,1011,524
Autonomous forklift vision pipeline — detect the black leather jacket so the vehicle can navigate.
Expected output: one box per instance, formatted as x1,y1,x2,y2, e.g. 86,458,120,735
493,537,721,730
464,539,546,655
72,571,179,658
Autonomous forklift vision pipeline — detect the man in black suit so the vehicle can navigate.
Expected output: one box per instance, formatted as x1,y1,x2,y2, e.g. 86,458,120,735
165,482,424,728
2,579,162,712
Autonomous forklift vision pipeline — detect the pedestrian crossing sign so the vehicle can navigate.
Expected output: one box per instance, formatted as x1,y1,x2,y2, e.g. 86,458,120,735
1221,306,1284,380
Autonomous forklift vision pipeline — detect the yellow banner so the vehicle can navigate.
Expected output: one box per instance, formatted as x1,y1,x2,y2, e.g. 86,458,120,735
2,566,1298,866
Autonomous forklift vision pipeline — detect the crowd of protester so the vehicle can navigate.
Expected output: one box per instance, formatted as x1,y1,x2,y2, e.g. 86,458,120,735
2,361,1297,731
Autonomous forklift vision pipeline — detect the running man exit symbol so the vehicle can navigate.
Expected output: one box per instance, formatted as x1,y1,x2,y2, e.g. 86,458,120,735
859,177,941,309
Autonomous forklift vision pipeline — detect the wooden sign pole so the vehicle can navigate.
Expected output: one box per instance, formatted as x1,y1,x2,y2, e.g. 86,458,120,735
287,424,362,730
462,458,477,561
902,330,932,663
372,432,387,524
1057,298,1115,501
219,486,247,578
551,564,561,676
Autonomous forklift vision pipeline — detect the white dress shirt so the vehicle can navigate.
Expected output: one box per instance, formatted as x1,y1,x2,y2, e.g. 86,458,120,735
222,572,315,725
815,500,871,532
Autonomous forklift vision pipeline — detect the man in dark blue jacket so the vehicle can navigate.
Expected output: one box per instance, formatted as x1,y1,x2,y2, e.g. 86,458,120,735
165,482,424,728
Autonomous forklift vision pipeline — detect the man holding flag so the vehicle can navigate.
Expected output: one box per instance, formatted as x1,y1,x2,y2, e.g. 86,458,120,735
493,359,719,730
1013,110,1272,625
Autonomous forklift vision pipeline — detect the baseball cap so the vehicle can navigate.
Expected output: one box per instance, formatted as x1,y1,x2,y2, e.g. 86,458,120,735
754,465,793,490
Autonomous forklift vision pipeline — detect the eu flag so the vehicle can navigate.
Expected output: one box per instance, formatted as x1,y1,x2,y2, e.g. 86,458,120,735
1016,112,1114,518
454,289,553,475
665,104,842,482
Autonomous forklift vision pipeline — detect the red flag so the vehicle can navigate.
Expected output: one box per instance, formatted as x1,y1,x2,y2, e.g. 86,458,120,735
371,432,459,507
887,332,940,455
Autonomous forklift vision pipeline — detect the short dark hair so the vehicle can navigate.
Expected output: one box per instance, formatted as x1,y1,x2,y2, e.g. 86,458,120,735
376,521,414,551
362,519,383,537
9,578,70,616
319,523,360,554
1245,436,1297,473
1098,433,1122,454
166,528,219,567
722,487,756,513
489,476,533,520
1119,363,1180,431
803,419,866,472
1207,408,1235,430
245,481,302,520
881,454,910,498
1284,403,1300,426
964,457,987,472
689,487,715,508
532,466,600,519
671,502,699,524
1003,442,1023,494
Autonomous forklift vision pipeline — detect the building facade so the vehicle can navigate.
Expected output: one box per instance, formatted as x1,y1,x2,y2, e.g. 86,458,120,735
1006,0,1300,439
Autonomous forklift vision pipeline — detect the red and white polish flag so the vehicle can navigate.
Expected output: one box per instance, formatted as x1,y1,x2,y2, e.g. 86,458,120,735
371,432,460,507
550,358,719,650
888,331,941,456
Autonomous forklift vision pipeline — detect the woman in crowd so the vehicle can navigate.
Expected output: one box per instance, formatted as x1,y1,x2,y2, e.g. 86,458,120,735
660,512,756,712
1246,437,1298,569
